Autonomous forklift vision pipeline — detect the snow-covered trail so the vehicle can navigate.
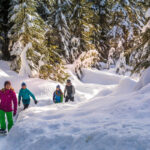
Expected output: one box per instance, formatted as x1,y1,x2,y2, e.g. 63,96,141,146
0,61,150,150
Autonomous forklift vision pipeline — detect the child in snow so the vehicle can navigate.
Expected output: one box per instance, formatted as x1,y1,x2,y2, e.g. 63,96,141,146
53,85,63,103
18,82,38,110
0,81,17,134
64,79,75,102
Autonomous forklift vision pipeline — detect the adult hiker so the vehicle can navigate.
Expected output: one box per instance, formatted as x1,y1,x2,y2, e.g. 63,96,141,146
64,80,75,102
18,82,38,110
53,85,63,103
0,81,17,134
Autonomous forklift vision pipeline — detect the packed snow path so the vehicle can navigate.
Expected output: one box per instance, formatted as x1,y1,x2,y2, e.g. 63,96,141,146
0,61,150,150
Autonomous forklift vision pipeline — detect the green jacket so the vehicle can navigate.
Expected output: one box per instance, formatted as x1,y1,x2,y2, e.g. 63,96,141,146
18,88,36,104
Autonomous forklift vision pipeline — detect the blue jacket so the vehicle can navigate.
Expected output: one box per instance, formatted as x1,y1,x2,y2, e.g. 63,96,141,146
53,90,63,103
18,88,36,104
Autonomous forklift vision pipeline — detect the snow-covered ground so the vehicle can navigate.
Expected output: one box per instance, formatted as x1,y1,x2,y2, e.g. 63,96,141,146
0,60,150,150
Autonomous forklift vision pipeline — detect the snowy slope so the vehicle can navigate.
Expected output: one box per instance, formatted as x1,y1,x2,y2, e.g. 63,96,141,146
0,61,150,150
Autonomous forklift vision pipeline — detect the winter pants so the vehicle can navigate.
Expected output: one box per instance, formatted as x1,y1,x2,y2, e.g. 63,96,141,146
0,110,14,131
23,104,29,110
65,96,74,102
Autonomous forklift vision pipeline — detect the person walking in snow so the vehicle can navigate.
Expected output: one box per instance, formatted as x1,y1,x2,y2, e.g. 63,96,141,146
53,85,63,103
0,81,17,134
64,80,75,102
18,82,38,110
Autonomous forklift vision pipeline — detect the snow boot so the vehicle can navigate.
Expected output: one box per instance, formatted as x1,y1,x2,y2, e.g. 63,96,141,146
0,129,7,135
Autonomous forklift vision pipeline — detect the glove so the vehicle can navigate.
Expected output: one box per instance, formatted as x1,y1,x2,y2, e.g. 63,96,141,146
34,100,38,104
13,112,16,117
18,101,20,106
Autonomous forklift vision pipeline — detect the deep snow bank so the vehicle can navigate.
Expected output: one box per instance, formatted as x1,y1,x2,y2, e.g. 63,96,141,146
0,61,150,150
112,77,136,95
3,82,150,150
82,69,122,85
135,67,150,90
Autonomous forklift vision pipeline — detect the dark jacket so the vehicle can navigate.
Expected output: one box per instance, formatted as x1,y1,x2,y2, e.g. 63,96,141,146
64,85,75,97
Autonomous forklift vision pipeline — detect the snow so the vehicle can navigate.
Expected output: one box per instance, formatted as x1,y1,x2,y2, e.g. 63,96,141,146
142,8,150,32
82,69,121,85
27,14,36,21
107,47,116,67
19,43,32,77
142,20,150,32
99,0,106,6
145,8,150,18
10,40,23,56
108,26,124,38
10,14,17,21
73,50,99,79
14,5,20,11
22,2,27,8
71,37,80,47
0,61,150,149
128,27,133,40
124,0,130,6
113,77,136,95
135,67,150,90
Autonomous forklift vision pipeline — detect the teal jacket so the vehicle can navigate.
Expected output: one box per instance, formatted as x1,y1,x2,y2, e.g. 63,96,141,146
18,88,36,104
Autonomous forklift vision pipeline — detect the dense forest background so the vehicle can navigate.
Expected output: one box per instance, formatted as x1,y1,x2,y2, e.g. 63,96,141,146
0,0,149,82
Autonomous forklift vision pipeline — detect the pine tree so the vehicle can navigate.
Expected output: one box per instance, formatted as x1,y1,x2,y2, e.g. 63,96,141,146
93,0,146,70
92,0,110,64
0,1,4,57
67,0,100,78
70,0,96,56
40,25,69,83
74,49,100,79
8,0,68,82
36,0,50,21
0,0,10,59
129,7,150,74
116,51,132,75
0,0,148,80
47,0,72,62
8,0,46,76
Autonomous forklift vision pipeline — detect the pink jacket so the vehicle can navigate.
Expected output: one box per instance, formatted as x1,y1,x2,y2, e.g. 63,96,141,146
0,89,17,114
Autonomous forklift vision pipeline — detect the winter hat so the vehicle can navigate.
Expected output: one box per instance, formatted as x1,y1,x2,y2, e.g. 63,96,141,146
56,85,60,89
67,79,71,83
4,81,11,87
21,82,26,87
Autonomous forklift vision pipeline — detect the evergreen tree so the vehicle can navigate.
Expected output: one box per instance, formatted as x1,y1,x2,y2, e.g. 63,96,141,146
47,0,72,62
69,0,100,78
129,7,150,74
8,0,68,82
36,0,50,21
0,1,4,57
8,0,46,75
41,25,69,83
110,0,146,69
92,0,110,64
0,0,10,59
70,0,96,58
0,0,148,80
93,0,146,70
